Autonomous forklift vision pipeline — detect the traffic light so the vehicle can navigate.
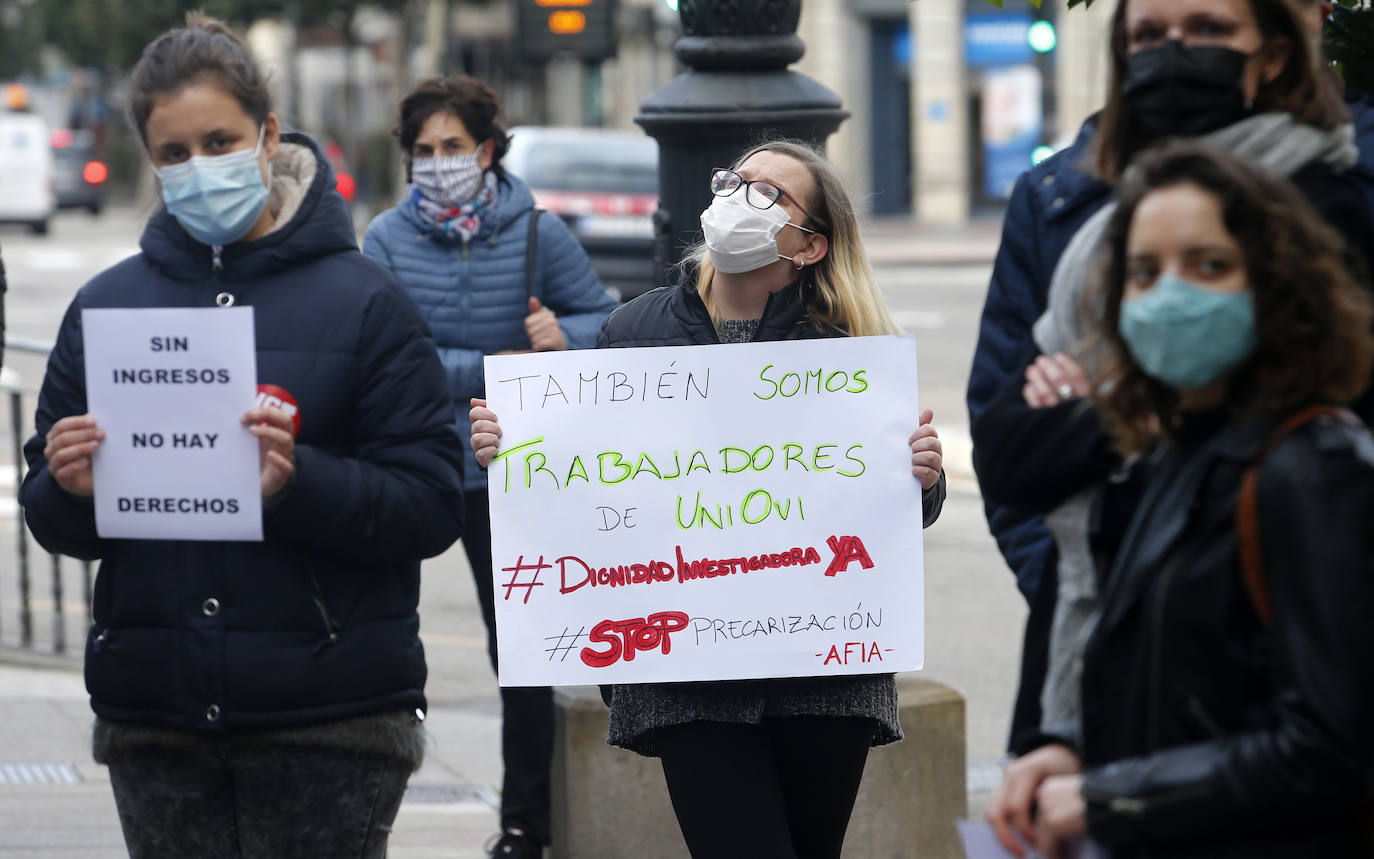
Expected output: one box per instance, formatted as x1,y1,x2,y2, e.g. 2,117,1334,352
517,0,618,62
1028,20,1057,53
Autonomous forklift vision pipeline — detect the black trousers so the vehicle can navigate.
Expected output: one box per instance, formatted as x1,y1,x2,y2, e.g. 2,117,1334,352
462,488,555,845
657,716,876,859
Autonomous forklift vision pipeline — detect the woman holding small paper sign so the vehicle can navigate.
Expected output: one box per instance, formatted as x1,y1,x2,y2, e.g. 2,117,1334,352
20,14,465,858
471,139,946,858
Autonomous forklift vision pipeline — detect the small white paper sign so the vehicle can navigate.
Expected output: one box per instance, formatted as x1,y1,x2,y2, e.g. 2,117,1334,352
485,335,925,687
82,307,262,541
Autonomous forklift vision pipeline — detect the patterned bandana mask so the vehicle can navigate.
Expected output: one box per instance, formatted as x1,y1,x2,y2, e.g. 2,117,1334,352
410,153,484,207
410,171,499,243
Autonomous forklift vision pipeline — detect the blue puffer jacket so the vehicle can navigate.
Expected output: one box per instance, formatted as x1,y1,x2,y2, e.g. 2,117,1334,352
19,133,466,731
363,173,617,492
966,118,1111,599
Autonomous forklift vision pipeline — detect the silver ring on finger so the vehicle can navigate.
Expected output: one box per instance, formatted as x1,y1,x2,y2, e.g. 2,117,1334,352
1057,383,1074,400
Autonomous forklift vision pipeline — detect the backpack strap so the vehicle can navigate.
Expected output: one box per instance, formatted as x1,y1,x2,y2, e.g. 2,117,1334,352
525,208,542,302
1236,405,1361,628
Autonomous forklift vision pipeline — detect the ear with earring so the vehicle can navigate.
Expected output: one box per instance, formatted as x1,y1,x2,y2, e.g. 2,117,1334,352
793,256,805,271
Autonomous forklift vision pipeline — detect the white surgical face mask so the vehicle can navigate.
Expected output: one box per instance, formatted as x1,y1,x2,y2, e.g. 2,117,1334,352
411,153,483,207
700,191,813,274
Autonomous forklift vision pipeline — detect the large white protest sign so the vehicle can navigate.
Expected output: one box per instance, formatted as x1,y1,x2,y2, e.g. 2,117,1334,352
485,335,925,687
83,307,262,541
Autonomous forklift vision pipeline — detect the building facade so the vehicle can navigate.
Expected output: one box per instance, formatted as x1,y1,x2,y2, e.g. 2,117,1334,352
796,0,1113,223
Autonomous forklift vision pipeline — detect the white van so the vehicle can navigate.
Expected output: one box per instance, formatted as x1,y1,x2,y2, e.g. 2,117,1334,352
0,110,56,234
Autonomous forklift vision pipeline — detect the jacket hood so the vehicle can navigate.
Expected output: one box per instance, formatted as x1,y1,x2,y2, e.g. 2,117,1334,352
397,171,536,244
1029,114,1110,222
140,131,358,280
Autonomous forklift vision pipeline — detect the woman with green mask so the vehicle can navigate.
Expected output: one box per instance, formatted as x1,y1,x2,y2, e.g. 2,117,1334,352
1015,143,1374,858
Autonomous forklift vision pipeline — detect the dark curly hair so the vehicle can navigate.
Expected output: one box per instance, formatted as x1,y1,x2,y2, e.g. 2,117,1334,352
394,76,510,181
1089,142,1374,455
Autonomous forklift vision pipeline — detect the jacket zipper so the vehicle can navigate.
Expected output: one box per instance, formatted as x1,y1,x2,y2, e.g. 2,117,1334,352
1083,782,1214,818
211,245,236,307
1187,695,1226,739
303,562,340,647
1147,558,1178,751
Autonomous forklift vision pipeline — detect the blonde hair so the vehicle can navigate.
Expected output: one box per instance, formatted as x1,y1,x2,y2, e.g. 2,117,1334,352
685,139,900,338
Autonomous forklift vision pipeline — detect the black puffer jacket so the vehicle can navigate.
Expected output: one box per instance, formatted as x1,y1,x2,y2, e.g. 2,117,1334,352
1077,409,1374,857
19,134,465,731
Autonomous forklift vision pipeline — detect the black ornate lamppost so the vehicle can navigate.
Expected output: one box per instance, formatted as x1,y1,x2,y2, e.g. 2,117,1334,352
635,0,849,289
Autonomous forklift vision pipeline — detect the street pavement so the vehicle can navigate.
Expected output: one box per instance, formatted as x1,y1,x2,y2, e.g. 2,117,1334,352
0,207,1022,855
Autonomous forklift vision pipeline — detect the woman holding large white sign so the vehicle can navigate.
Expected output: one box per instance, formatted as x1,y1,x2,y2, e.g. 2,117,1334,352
472,139,946,858
19,14,465,858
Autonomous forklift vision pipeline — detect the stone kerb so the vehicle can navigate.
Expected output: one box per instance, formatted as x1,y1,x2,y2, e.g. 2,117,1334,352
550,675,966,858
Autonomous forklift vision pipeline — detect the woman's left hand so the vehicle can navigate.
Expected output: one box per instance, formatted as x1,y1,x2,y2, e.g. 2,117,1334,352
909,408,943,490
1024,353,1091,408
1032,774,1088,858
525,297,566,352
243,405,297,500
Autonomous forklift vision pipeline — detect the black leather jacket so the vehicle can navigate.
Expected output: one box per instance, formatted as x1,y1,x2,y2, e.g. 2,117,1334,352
1076,408,1374,858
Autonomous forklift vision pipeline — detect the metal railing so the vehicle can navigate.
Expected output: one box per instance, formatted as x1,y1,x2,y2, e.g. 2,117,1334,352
4,336,93,655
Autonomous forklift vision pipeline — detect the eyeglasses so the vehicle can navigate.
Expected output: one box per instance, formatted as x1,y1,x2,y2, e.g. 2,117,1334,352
710,168,818,230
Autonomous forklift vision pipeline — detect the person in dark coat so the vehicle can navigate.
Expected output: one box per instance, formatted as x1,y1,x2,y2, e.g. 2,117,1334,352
18,16,465,858
969,0,1374,753
363,75,616,859
1025,143,1374,859
471,139,946,859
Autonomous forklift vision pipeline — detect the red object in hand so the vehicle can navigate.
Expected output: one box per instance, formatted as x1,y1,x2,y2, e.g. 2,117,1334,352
255,384,301,436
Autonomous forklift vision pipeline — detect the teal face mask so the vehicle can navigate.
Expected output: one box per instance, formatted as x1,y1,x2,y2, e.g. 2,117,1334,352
157,124,270,247
1119,273,1257,390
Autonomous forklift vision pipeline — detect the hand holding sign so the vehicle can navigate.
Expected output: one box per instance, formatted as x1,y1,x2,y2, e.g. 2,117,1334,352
242,404,296,499
1034,775,1089,858
987,744,1083,856
43,414,106,497
470,397,502,469
909,408,943,490
525,297,566,352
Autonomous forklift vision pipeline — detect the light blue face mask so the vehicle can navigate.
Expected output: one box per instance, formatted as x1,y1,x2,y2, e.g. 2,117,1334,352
157,124,270,246
1119,272,1257,390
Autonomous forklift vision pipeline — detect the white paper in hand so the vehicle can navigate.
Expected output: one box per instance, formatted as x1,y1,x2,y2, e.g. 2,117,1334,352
82,306,262,541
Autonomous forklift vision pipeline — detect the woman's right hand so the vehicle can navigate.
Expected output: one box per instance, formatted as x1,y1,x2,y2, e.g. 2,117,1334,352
43,414,105,497
469,397,502,469
985,743,1082,856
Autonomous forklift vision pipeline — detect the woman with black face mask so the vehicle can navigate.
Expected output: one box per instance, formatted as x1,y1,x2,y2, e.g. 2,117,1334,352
977,1,1374,851
968,0,1374,764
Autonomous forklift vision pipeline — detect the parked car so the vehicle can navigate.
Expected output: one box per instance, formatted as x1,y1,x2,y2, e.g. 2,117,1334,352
0,109,56,234
504,126,658,302
51,128,107,215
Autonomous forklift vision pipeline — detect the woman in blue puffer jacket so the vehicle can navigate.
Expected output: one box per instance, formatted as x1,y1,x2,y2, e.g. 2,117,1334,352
363,75,616,859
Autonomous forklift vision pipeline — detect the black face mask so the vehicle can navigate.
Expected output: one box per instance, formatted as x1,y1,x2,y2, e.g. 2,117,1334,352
1121,41,1254,142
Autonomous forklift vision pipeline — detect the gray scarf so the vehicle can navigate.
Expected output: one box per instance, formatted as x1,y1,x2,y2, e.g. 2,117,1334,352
1033,114,1358,731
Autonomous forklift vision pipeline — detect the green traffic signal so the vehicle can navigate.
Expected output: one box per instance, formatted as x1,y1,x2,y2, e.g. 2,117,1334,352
1028,20,1057,53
